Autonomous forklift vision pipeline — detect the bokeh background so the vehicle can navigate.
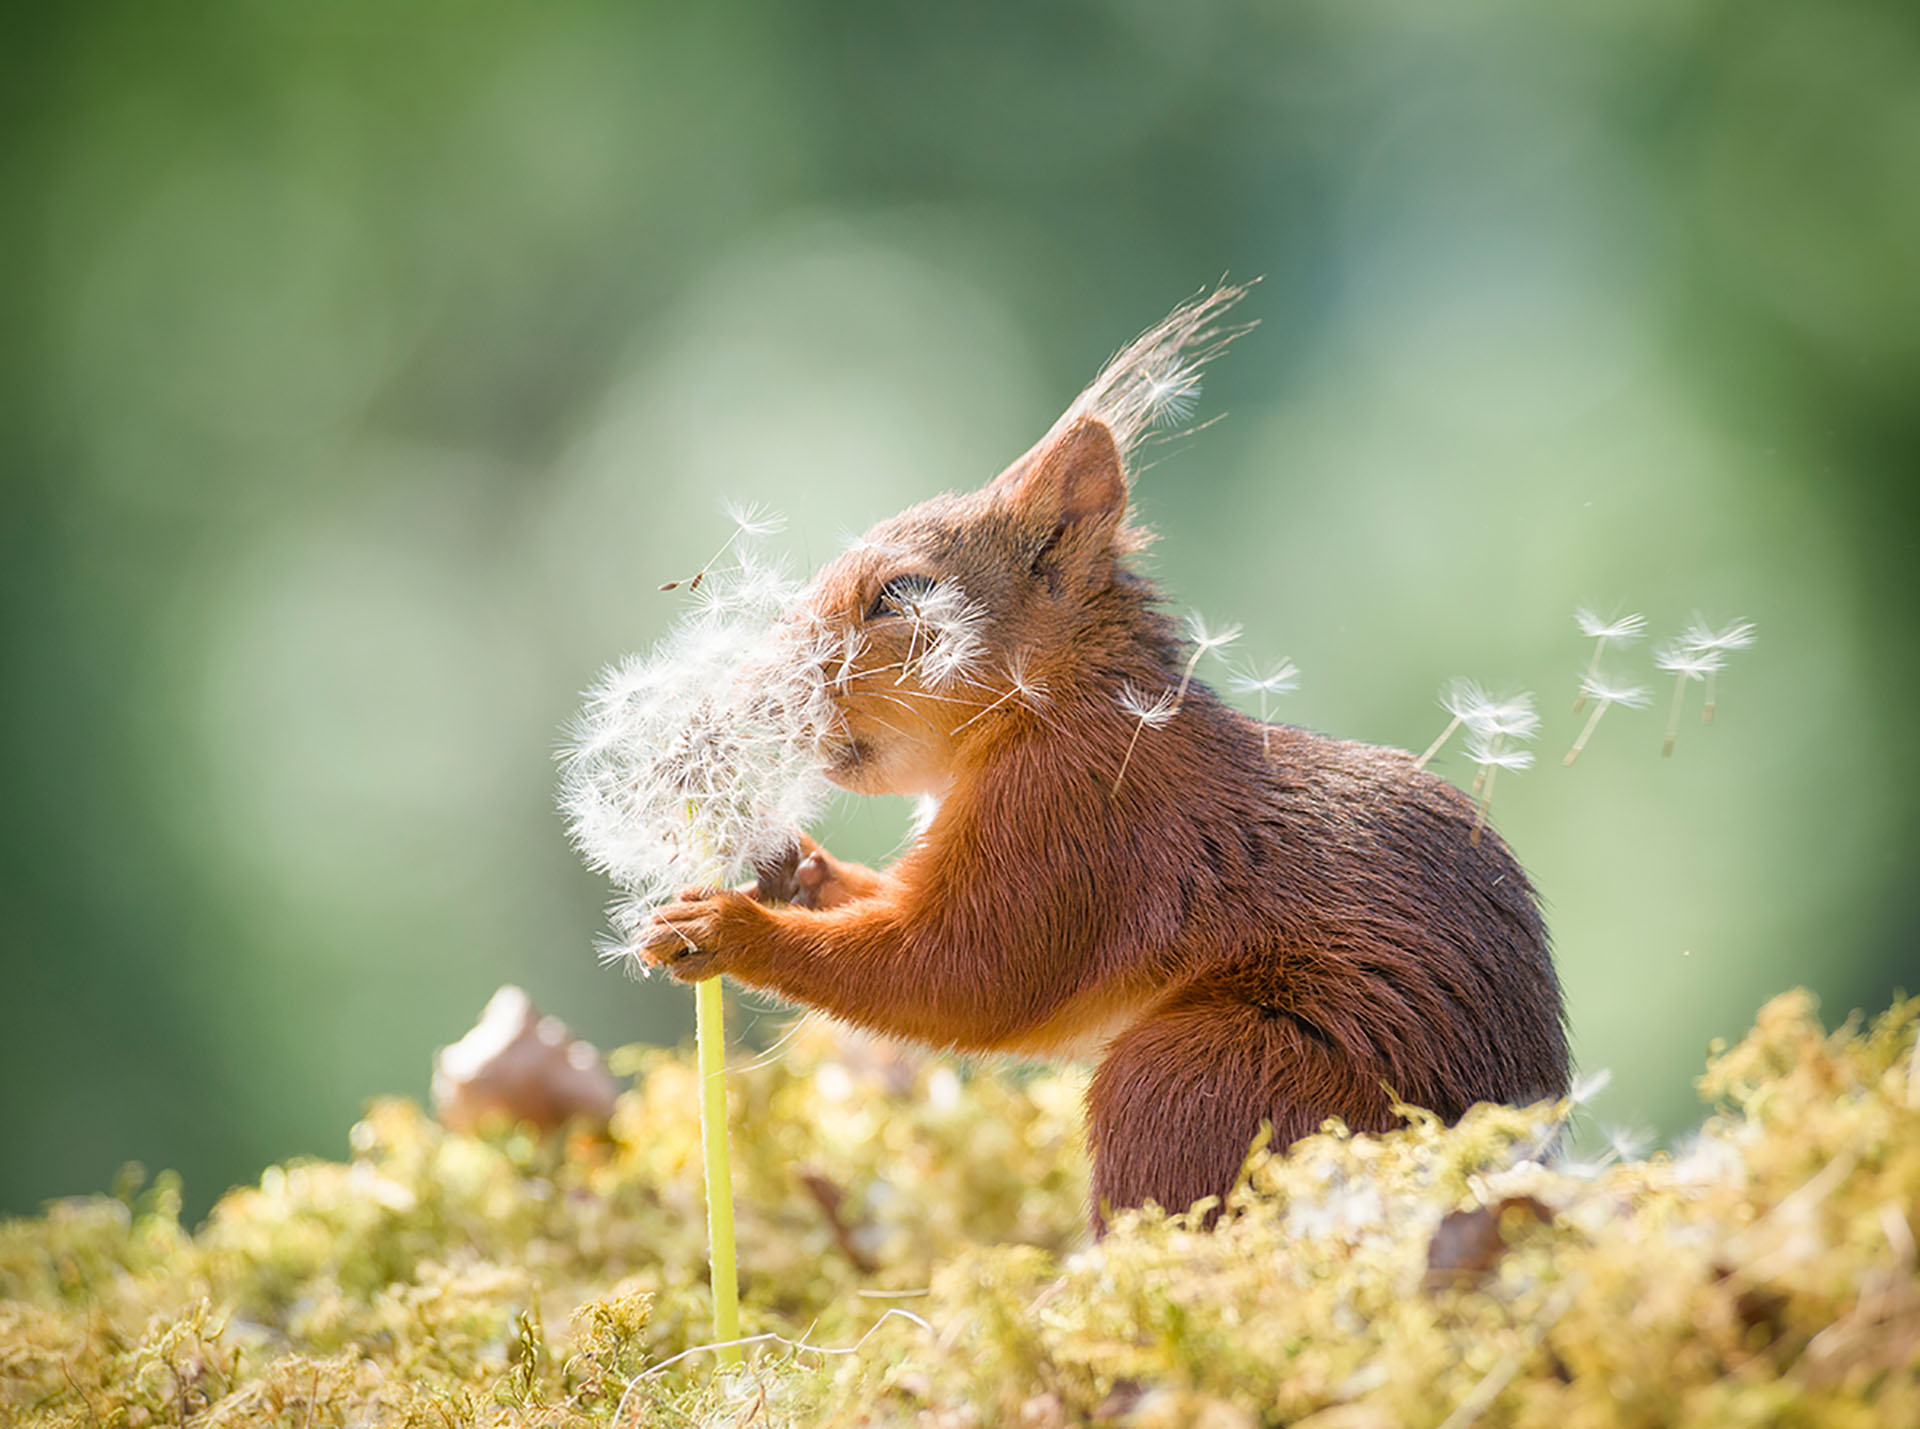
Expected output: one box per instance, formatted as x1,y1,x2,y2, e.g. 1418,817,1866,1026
5,0,1917,1221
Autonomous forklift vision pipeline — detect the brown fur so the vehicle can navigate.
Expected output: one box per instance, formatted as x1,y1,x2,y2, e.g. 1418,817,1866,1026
644,410,1568,1234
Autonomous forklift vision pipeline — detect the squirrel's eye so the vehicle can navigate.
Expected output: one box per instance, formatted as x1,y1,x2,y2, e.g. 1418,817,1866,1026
867,573,934,621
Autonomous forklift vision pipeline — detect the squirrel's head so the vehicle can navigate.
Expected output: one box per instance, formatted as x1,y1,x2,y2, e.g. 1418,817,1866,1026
776,283,1251,797
785,417,1136,796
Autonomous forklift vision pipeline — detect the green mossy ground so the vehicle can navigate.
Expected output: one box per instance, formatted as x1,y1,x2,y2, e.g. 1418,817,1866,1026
4,991,1917,1427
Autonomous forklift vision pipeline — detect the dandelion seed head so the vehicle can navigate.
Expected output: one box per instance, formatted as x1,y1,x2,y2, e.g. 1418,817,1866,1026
1116,681,1179,728
1231,659,1301,697
1654,641,1725,679
1574,608,1648,644
1682,615,1757,654
559,523,835,949
1579,672,1652,708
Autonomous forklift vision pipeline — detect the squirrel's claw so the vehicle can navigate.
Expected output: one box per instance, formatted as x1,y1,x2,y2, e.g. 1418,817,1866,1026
639,889,764,982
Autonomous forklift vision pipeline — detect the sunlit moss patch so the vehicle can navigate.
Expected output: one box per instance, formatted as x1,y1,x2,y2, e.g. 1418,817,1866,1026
4,994,1916,1426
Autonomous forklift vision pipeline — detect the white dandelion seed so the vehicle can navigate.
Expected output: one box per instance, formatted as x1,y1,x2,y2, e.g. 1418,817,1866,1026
1108,610,1241,796
903,583,989,691
559,531,835,967
1563,672,1652,766
1185,612,1243,658
1573,607,1647,712
1231,659,1301,700
1468,692,1540,743
1111,681,1179,797
1140,367,1201,427
1414,678,1496,771
953,649,1053,734
1117,681,1179,727
1680,615,1756,725
1575,608,1649,644
1681,615,1757,653
1231,658,1301,760
1464,720,1536,847
1653,641,1725,758
660,501,790,593
722,499,786,539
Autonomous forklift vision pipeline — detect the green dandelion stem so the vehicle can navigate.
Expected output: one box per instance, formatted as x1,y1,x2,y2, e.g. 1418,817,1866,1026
695,975,742,1368
687,812,742,1370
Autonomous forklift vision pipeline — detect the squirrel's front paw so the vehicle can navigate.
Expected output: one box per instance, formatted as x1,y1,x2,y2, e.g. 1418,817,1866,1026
638,889,766,983
751,835,880,911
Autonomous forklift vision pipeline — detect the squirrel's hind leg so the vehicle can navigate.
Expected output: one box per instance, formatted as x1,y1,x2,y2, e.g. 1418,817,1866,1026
1085,971,1393,1235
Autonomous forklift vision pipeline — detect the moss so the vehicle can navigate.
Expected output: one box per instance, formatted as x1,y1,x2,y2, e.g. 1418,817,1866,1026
2,993,1917,1426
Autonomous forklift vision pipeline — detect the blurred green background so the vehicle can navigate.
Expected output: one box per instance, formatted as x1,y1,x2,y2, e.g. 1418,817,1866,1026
4,0,1917,1221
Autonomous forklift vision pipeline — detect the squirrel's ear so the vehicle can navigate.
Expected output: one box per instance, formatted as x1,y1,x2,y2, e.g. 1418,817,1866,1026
990,417,1127,541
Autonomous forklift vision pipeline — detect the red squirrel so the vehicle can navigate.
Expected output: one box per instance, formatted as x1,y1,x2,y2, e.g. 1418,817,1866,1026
640,288,1569,1231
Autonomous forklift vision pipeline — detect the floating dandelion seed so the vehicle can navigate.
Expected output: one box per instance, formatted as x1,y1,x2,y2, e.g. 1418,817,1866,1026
1117,682,1180,726
1653,641,1724,758
1563,672,1652,765
1573,608,1647,712
659,501,788,593
1231,658,1301,759
953,649,1052,734
1414,679,1493,771
1462,692,1538,802
1680,616,1756,724
1179,614,1241,702
1111,616,1239,796
1463,723,1536,847
1140,366,1201,426
1111,681,1178,796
